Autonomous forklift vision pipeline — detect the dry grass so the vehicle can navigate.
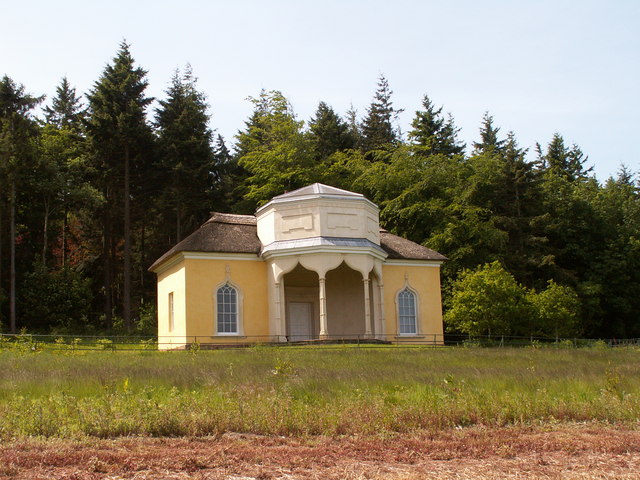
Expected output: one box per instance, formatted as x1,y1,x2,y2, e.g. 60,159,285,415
1,423,639,479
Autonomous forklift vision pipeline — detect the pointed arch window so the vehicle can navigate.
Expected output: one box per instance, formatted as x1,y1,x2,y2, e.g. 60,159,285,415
398,288,417,335
216,284,238,334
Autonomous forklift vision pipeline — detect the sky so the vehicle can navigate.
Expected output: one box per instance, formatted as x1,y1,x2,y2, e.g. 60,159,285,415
2,0,638,181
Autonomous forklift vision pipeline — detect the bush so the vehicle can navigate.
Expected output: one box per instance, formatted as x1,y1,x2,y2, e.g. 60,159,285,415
445,261,533,336
528,280,581,338
18,263,92,332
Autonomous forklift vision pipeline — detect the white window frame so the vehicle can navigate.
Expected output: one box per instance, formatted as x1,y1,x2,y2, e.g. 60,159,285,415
395,284,420,336
214,281,244,336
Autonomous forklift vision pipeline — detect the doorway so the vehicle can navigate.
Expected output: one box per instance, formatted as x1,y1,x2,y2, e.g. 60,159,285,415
288,302,313,341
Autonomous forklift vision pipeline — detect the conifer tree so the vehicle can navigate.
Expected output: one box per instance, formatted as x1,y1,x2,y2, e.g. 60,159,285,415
308,101,355,160
537,133,592,181
345,103,361,146
360,75,400,153
86,41,153,330
409,94,464,157
155,65,215,242
0,75,43,332
473,112,505,154
211,134,239,210
43,77,85,129
41,77,91,269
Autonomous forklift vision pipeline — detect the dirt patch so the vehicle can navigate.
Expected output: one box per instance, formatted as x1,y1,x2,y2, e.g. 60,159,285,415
1,424,638,479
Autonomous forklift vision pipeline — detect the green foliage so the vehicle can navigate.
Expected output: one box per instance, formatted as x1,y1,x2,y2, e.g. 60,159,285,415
155,65,216,241
308,101,356,161
472,112,505,155
18,264,92,333
96,338,115,350
409,94,464,157
528,280,581,338
360,75,400,153
2,52,639,342
85,41,154,330
445,261,532,336
447,262,585,338
537,133,593,181
235,90,316,208
43,76,85,129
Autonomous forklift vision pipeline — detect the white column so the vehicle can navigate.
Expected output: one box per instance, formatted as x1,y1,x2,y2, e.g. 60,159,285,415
319,276,328,339
274,282,282,340
363,277,372,338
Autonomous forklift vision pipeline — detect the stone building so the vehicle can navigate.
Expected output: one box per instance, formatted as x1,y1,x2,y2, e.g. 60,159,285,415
150,184,446,349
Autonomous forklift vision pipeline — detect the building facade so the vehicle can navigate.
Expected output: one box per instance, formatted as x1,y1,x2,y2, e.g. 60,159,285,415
150,184,446,349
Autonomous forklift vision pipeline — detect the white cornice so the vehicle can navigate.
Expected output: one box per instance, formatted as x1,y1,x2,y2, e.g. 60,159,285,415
256,194,378,216
261,244,388,261
384,259,443,267
183,252,262,261
152,254,185,275
152,251,262,274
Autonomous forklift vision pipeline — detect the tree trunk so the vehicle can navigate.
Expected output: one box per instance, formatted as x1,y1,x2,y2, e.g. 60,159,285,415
140,220,145,297
61,207,67,267
123,144,131,331
176,197,182,242
42,198,50,265
0,200,3,326
9,180,16,334
103,190,113,330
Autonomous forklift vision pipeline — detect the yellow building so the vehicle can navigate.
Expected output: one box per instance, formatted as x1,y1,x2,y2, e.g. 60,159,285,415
150,184,446,349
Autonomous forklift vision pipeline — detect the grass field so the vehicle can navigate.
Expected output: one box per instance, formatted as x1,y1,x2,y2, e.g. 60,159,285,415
0,345,638,439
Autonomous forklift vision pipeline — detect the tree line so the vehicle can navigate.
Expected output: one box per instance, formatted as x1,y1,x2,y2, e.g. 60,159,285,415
1,42,638,338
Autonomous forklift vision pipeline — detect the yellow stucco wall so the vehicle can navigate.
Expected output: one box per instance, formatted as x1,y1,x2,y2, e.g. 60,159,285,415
183,256,269,344
156,254,443,347
157,260,187,350
382,263,444,343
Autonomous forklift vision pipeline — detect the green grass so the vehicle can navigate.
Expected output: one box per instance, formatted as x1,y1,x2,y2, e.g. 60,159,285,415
0,346,638,438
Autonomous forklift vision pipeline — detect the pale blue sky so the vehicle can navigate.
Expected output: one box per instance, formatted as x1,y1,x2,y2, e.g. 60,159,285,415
2,0,638,180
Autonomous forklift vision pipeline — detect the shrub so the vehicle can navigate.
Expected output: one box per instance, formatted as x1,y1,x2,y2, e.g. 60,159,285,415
445,261,533,336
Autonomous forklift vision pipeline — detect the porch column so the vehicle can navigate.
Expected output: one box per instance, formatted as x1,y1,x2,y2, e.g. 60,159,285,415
274,282,282,340
363,277,372,338
319,276,328,339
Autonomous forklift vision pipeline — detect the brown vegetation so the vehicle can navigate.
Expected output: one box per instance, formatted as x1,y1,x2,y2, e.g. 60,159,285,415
1,423,638,479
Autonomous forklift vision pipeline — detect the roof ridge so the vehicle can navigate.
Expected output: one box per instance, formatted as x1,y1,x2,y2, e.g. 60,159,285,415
207,212,257,225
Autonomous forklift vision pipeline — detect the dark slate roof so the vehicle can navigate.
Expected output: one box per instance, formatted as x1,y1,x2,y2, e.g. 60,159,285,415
150,213,446,271
379,230,447,261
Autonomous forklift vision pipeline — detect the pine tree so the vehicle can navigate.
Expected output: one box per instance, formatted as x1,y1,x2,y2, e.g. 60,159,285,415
155,65,216,242
308,101,355,160
41,78,91,269
409,94,465,157
538,133,593,181
86,41,153,330
360,75,400,153
0,75,43,332
473,112,505,154
43,77,85,129
345,103,361,147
